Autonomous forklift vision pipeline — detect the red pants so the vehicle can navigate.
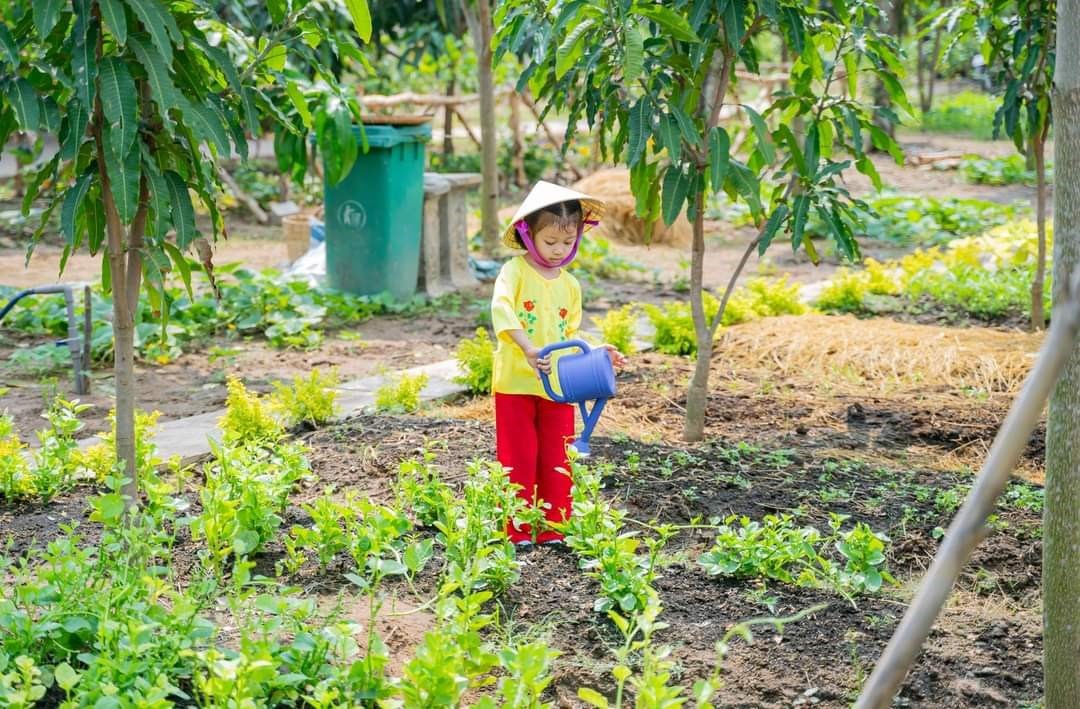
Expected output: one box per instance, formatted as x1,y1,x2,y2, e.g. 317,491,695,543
495,393,574,543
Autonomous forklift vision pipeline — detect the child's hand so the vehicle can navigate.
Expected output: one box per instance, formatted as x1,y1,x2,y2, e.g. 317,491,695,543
526,346,553,375
601,344,628,368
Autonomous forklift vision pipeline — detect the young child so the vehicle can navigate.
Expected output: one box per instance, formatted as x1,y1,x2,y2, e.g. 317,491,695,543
490,181,628,546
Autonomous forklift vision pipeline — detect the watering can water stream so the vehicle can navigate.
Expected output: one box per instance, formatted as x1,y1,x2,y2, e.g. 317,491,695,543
538,340,617,456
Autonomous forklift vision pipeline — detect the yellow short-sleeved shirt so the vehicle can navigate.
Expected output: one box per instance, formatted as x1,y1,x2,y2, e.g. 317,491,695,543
491,256,582,398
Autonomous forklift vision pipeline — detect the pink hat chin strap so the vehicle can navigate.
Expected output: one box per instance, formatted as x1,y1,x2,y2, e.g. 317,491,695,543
515,219,597,268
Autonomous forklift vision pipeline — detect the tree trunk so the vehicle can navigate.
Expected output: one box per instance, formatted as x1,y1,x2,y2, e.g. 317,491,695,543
871,0,905,143
510,91,525,188
466,0,500,255
683,189,710,441
1032,134,1048,330
1045,2,1080,702
443,77,455,156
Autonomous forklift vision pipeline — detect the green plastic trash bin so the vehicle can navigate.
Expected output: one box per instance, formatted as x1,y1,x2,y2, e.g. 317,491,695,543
323,119,431,299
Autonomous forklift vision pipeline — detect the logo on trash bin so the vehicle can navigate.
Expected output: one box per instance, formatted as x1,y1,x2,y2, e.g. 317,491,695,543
338,200,367,229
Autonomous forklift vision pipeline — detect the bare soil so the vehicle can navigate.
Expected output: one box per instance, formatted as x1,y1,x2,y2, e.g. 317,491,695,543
0,349,1045,707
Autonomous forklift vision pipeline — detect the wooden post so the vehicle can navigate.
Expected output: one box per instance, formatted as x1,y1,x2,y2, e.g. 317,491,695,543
443,78,455,156
509,91,526,188
855,267,1080,709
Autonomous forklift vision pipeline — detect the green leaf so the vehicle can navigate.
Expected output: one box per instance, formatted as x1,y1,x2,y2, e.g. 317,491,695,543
146,164,171,238
54,662,80,692
22,154,59,215
40,97,61,134
182,98,232,155
633,4,700,42
123,0,180,64
61,170,94,245
317,101,358,186
164,170,196,248
722,0,745,49
345,0,372,43
775,124,804,176
626,98,651,167
33,0,64,38
790,194,810,250
105,140,141,224
757,203,789,255
658,112,680,163
556,19,594,79
100,0,127,44
5,78,39,130
671,103,701,147
878,72,912,115
868,125,903,164
99,57,138,159
709,126,730,193
804,123,820,180
286,82,313,129
72,22,97,109
130,37,180,121
265,44,287,72
728,161,762,220
856,155,882,191
578,687,610,708
0,25,18,65
163,242,193,300
661,164,691,226
60,99,89,160
843,52,858,99
624,23,644,85
267,0,287,24
85,190,106,254
744,106,775,164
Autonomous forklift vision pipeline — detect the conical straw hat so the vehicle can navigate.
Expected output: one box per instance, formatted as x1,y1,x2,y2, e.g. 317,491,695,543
501,180,605,249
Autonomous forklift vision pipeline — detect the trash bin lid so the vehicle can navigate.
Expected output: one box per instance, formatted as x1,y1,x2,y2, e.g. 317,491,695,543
352,117,432,149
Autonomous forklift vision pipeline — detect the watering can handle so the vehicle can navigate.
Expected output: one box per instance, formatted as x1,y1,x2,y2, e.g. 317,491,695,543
537,339,590,403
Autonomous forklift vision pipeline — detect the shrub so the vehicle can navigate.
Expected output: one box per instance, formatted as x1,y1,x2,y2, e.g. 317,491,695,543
646,277,807,356
375,373,429,413
271,369,340,428
815,220,1053,321
0,415,32,501
75,410,161,484
815,194,1029,246
921,90,1002,140
591,305,637,355
453,328,495,395
960,154,1046,186
220,377,283,443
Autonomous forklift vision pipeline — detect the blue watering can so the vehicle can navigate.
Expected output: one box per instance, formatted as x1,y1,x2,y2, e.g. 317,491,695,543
538,340,617,457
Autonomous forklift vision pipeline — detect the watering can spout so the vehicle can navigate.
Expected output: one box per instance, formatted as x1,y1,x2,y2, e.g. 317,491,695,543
538,340,617,457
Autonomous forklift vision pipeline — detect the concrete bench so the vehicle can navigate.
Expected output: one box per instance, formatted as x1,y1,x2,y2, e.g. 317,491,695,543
419,172,481,297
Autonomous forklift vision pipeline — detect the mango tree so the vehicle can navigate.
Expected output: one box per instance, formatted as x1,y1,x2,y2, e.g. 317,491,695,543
0,0,370,504
933,0,1054,330
496,0,908,440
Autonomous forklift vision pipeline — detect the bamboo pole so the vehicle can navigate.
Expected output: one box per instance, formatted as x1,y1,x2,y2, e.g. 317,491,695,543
855,266,1080,709
359,88,512,108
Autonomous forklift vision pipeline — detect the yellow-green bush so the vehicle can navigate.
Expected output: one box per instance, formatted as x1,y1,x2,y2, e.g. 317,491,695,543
0,415,32,501
75,409,161,483
220,377,283,443
591,304,638,355
375,373,429,413
646,276,808,356
453,328,495,395
815,221,1052,320
271,369,340,428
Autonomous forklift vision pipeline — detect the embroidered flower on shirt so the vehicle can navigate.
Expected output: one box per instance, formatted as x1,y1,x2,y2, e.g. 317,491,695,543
559,307,568,319
523,300,535,312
